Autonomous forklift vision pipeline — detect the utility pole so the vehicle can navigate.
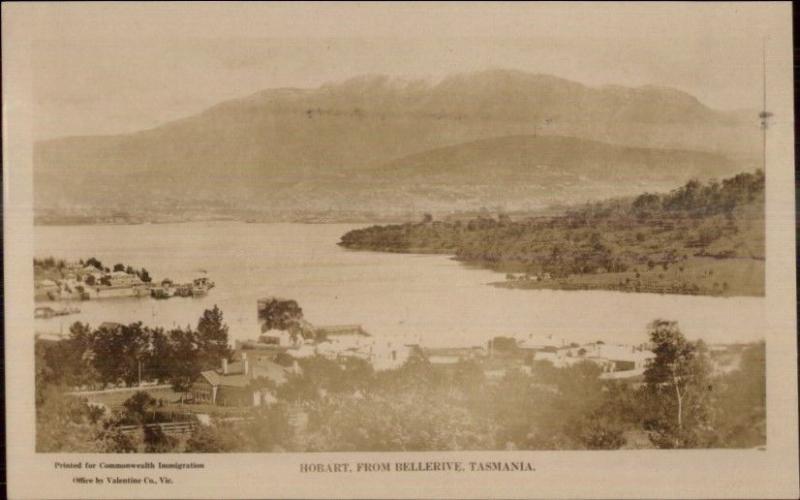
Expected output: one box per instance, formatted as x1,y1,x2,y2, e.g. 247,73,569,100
759,37,773,173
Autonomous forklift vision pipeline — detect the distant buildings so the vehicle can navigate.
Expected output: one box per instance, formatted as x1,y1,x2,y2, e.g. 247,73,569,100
242,300,419,372
424,346,486,365
530,341,655,378
33,258,213,303
241,324,416,372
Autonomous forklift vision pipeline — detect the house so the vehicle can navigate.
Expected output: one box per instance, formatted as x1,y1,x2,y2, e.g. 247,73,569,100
517,334,567,352
35,279,60,300
314,324,370,340
34,306,56,319
532,341,656,376
314,324,371,351
235,338,286,352
532,349,591,368
108,271,142,287
286,343,317,359
370,340,417,371
259,329,298,348
190,352,294,407
424,346,485,365
35,331,68,343
576,343,655,372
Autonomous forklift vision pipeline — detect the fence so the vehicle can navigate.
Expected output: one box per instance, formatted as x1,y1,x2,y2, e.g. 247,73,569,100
117,421,197,436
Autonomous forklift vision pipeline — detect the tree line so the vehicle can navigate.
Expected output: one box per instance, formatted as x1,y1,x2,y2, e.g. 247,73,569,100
36,305,231,396
339,171,765,285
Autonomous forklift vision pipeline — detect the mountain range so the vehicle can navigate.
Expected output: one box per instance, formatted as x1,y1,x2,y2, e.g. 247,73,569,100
34,69,760,221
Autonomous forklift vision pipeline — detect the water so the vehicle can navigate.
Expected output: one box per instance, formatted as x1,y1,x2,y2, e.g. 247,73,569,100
35,221,765,347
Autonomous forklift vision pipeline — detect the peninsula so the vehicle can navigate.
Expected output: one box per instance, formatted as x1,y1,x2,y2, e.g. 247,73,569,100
339,171,764,297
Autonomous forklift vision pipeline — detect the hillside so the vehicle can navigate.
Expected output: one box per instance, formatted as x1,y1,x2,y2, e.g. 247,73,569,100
34,70,759,221
339,171,765,297
350,135,742,212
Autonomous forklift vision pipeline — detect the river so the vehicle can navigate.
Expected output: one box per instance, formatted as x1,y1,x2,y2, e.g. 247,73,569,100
34,221,765,347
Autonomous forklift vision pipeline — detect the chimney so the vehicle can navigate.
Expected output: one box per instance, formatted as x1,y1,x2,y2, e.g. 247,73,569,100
221,358,228,375
242,352,249,377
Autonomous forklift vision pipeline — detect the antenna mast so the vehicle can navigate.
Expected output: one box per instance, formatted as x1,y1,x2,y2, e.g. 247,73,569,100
759,37,772,173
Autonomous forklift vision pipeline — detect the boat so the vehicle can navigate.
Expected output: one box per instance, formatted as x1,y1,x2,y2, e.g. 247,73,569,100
174,284,193,297
34,307,55,319
193,277,214,289
190,277,214,296
150,287,173,300
34,305,81,319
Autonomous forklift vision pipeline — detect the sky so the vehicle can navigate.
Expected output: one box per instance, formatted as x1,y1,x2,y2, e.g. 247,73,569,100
17,2,790,140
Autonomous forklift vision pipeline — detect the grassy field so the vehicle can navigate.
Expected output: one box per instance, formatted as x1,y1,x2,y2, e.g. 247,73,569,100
495,256,763,297
73,385,182,409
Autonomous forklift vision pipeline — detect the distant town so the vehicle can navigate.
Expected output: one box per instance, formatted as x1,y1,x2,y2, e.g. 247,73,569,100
35,294,764,453
34,257,214,317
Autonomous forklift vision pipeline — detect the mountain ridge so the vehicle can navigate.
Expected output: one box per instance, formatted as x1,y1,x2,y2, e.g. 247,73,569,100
34,69,760,219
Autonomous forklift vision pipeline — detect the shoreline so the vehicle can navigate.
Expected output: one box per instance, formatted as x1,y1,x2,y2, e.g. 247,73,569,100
342,244,765,298
489,278,764,298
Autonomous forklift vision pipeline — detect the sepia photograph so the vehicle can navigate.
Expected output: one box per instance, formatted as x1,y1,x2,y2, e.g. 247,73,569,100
4,2,798,499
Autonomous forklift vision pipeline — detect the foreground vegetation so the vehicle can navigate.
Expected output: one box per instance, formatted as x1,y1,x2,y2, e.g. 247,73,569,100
36,308,765,452
340,171,765,296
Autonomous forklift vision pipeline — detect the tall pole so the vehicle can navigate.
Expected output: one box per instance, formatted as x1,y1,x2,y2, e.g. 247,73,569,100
762,38,766,173
759,37,772,174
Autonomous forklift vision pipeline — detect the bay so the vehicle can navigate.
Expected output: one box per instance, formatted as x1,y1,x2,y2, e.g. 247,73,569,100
34,221,765,347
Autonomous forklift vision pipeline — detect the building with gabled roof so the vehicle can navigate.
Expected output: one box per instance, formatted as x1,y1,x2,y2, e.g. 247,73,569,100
190,352,296,407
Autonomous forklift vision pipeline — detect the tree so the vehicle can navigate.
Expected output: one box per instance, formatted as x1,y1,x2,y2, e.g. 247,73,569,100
643,320,714,448
86,257,103,270
243,404,293,452
85,274,96,286
138,268,152,283
97,425,139,453
196,305,231,369
571,411,627,450
632,193,662,218
185,423,244,452
143,425,178,453
113,263,125,272
712,342,766,447
147,328,172,384
258,298,304,332
36,322,99,391
91,322,150,387
35,387,103,452
122,391,157,424
165,328,201,398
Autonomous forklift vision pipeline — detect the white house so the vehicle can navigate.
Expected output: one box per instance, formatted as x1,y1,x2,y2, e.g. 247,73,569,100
259,329,298,348
533,342,655,376
370,339,415,371
517,334,567,351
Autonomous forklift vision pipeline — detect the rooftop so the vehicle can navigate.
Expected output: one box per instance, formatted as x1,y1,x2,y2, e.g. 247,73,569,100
314,324,370,337
200,359,289,388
